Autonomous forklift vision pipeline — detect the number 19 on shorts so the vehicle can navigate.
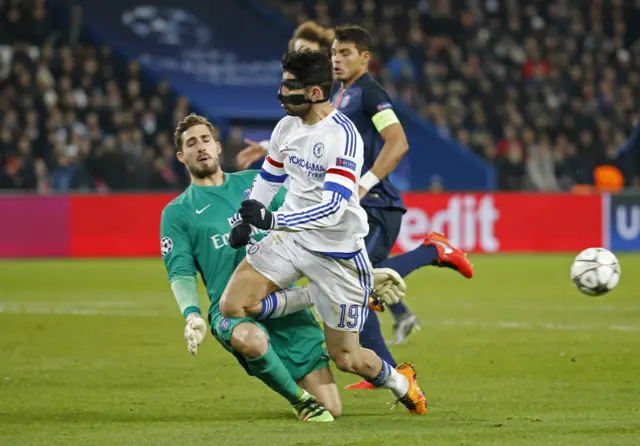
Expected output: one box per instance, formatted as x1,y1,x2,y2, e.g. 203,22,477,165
337,304,361,329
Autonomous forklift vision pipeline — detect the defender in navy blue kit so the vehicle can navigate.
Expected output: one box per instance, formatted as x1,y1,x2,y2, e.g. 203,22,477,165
331,26,474,390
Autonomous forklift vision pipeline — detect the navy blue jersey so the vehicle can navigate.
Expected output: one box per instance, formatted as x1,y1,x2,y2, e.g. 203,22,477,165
330,73,406,212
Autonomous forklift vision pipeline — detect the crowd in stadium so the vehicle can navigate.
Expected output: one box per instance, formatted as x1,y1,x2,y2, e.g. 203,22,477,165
1,0,639,192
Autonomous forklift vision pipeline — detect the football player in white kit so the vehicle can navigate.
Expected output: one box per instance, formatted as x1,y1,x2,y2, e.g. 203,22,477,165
220,50,426,415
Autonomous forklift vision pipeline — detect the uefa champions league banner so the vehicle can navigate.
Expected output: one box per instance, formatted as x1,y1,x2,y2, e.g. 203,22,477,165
65,0,289,119
0,193,609,258
606,194,640,252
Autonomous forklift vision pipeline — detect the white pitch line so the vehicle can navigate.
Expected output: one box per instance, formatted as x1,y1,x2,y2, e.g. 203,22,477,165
1,304,639,332
0,303,168,317
448,302,640,313
417,319,640,332
0,300,148,308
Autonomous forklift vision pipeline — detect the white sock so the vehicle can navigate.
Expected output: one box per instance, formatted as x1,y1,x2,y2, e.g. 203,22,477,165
381,368,410,399
256,286,313,319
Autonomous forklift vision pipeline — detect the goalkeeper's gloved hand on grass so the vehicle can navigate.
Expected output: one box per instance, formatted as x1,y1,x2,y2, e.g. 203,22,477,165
184,312,207,356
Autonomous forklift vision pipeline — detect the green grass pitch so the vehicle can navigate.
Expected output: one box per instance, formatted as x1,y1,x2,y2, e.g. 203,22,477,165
1,254,639,445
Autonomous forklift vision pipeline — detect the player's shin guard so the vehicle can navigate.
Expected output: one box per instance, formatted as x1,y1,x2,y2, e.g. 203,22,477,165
245,344,306,404
256,287,313,320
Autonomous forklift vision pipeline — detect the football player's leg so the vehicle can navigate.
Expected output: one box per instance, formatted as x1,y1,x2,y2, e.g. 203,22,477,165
246,286,313,320
364,209,415,312
376,233,474,280
363,208,420,345
268,309,341,418
220,233,299,319
304,251,426,414
261,294,338,421
324,325,426,414
297,367,342,418
212,316,333,422
360,311,396,367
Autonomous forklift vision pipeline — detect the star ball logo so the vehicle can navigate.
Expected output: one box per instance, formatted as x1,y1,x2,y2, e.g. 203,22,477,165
161,237,173,256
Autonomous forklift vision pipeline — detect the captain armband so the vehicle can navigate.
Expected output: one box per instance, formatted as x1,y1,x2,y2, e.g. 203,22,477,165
371,109,400,132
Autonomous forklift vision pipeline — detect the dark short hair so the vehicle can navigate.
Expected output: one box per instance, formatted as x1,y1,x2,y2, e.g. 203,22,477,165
281,50,333,100
334,25,372,53
173,113,219,151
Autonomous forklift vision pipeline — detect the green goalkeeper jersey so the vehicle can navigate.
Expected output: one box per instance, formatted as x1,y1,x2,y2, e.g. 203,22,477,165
160,170,286,318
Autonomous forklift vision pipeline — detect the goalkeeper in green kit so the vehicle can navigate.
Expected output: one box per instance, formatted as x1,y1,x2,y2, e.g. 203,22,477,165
160,113,340,422
160,114,406,422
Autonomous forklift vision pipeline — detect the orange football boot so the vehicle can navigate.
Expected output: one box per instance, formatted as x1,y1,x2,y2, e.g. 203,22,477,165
424,232,474,278
394,363,427,414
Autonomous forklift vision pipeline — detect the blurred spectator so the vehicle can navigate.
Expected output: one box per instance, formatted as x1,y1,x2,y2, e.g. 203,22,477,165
526,133,559,191
276,0,640,191
2,0,640,192
496,140,526,190
223,126,245,173
0,1,192,192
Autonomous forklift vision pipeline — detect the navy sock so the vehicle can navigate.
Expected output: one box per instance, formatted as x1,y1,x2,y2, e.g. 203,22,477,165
389,301,410,317
360,311,397,367
375,244,438,279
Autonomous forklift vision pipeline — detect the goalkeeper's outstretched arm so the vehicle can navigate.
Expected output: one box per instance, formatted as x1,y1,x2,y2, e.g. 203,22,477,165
160,205,206,355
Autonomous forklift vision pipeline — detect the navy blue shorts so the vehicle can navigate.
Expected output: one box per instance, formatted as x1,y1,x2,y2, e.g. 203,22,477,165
363,207,405,266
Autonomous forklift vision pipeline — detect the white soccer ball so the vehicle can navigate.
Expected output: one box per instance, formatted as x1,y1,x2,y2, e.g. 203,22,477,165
570,248,621,296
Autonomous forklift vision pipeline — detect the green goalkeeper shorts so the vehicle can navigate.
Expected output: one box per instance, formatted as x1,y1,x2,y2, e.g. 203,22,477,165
209,309,329,382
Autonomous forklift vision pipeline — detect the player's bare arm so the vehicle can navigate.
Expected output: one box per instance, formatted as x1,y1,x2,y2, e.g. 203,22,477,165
360,121,409,199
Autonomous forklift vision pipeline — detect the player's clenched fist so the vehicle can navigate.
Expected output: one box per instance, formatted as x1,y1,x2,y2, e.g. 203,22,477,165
239,199,274,230
184,313,207,356
229,221,252,248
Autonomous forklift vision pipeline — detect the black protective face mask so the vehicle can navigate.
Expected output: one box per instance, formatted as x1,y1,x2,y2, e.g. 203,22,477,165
277,79,329,106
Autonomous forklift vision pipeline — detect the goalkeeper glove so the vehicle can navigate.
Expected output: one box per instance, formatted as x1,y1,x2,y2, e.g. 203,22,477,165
184,312,207,356
371,267,407,307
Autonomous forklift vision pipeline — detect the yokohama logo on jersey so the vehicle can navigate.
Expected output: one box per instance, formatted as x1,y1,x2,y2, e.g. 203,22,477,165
392,193,603,254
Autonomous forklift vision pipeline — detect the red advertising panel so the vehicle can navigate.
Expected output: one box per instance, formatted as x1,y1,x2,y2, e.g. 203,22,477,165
68,193,177,257
0,192,604,258
0,196,70,257
392,193,603,254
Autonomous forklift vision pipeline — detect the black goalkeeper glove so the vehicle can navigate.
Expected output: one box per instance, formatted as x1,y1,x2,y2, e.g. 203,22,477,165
238,199,274,230
229,222,252,249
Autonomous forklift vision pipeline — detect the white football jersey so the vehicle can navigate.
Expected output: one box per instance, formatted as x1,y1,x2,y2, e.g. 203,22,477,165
251,109,369,255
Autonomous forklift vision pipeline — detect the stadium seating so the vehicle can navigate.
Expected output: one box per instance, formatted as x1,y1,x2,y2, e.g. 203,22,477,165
0,0,193,191
272,0,640,190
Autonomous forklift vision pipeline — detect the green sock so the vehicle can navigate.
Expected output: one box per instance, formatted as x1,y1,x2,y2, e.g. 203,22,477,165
245,344,306,405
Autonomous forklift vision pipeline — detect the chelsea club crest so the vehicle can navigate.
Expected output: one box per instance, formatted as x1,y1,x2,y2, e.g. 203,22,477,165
312,142,324,158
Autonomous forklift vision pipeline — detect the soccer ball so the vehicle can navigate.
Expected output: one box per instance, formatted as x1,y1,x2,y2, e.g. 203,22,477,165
570,248,621,296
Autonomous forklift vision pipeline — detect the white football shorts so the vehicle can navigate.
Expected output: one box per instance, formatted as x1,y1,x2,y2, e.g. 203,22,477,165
246,231,372,332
